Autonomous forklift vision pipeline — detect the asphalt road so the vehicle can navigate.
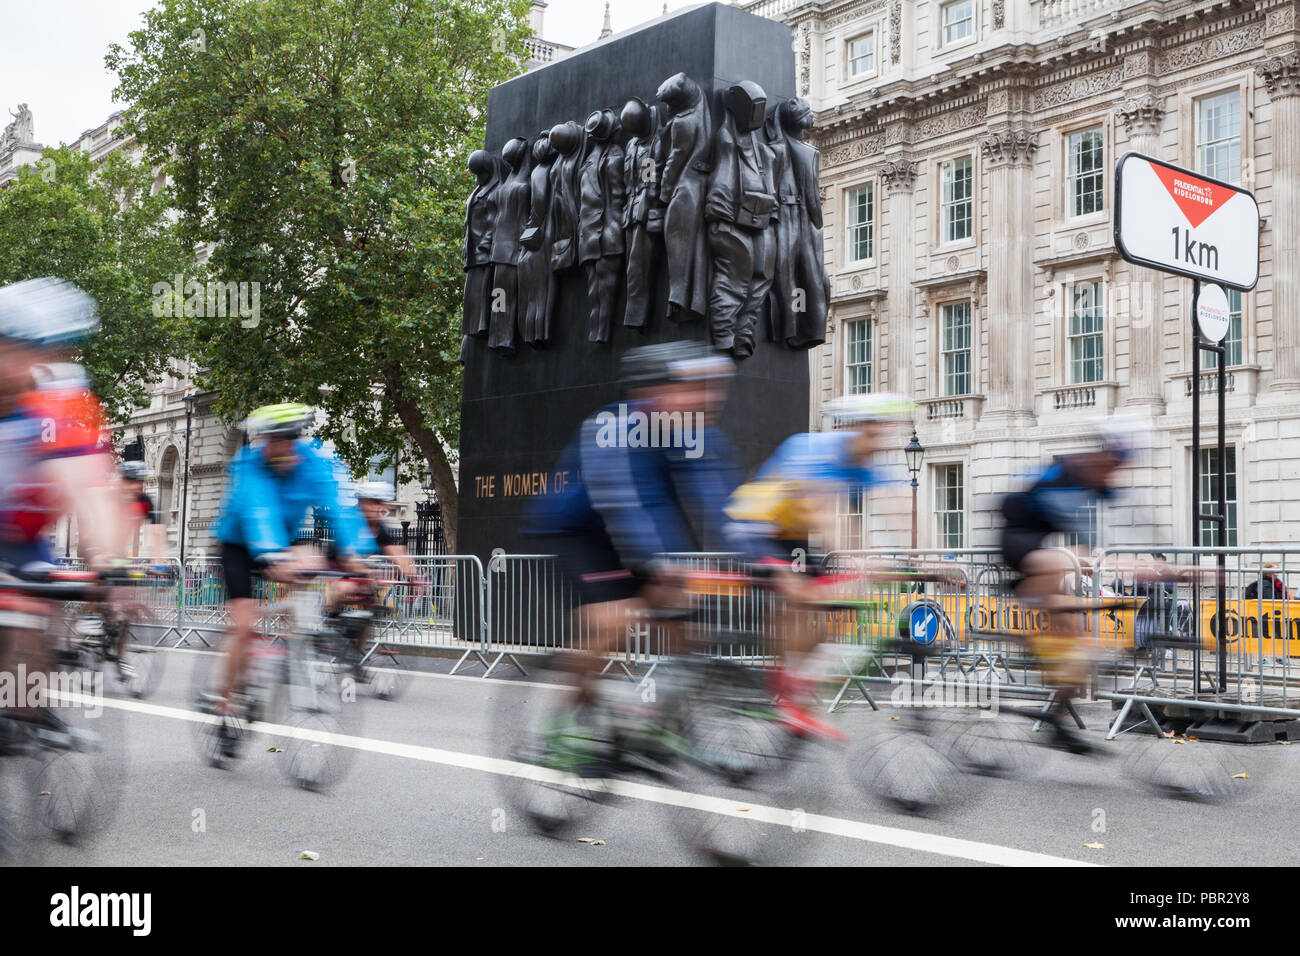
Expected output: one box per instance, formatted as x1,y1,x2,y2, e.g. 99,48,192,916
22,645,1299,867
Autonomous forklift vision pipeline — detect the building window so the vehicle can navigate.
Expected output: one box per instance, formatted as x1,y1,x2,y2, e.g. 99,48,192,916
839,487,867,551
847,33,875,78
1204,289,1243,368
1068,280,1104,384
941,0,973,45
844,319,873,394
940,300,972,396
1195,90,1242,184
934,463,964,549
940,157,972,243
846,184,874,262
1066,128,1104,217
1064,500,1098,551
1198,447,1238,547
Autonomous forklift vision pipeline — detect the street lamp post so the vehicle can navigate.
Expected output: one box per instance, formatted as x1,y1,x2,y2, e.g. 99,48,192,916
179,390,197,564
905,430,925,550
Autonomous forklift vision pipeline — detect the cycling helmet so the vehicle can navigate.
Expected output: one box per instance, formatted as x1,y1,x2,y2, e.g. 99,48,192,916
355,480,396,503
244,402,315,440
0,278,100,347
119,460,153,482
1094,415,1149,462
621,340,734,388
823,393,916,428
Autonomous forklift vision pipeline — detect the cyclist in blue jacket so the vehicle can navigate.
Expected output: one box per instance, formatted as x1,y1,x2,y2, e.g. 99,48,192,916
211,402,376,756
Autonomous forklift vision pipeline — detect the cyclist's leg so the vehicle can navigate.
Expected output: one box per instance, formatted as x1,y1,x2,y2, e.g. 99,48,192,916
1016,548,1093,747
216,542,258,717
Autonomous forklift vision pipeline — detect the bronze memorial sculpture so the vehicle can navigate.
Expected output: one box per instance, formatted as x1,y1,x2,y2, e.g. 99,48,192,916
460,149,507,361
656,72,712,325
487,136,533,354
620,96,665,330
577,108,626,343
765,96,829,350
460,69,827,362
705,80,778,360
519,131,559,347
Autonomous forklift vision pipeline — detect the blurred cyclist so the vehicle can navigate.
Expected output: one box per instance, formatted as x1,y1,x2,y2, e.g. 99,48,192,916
211,403,377,757
354,481,415,579
725,393,914,736
997,419,1145,753
117,460,167,560
527,340,739,700
0,278,125,740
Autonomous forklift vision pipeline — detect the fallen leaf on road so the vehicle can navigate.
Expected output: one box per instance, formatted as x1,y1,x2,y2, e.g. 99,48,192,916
1231,772,1250,779
267,747,284,753
1173,739,1187,745
889,716,900,721
475,857,485,861
299,851,319,861
576,838,606,846
1083,842,1104,850
1275,740,1291,745
39,791,50,796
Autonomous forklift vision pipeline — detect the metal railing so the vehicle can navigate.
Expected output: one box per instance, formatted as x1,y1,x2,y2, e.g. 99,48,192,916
1092,547,1300,737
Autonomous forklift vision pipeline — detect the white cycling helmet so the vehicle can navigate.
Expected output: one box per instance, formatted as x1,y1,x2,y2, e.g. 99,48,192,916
1094,414,1150,461
823,393,916,429
0,277,100,347
355,480,396,503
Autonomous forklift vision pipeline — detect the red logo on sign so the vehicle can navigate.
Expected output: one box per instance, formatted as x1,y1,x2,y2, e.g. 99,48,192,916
1151,164,1237,229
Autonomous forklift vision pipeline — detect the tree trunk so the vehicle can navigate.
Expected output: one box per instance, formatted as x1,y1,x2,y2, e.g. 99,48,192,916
384,373,459,553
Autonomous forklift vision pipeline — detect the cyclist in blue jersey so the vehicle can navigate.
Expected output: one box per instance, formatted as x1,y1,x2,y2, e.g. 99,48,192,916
725,393,915,735
527,341,739,697
211,403,376,756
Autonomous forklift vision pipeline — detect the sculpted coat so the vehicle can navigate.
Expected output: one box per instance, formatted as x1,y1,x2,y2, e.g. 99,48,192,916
460,149,507,361
656,73,712,323
765,98,828,350
487,137,532,354
578,109,626,343
621,97,665,330
519,132,558,346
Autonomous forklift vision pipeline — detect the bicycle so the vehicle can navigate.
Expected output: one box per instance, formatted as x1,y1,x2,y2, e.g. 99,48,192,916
495,598,813,865
55,568,167,700
190,569,365,791
0,572,130,861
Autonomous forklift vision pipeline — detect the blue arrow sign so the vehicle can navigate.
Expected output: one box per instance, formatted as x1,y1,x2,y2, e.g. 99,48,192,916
909,604,938,645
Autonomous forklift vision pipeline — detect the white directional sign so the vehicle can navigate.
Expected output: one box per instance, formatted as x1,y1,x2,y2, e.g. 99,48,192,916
1195,283,1231,343
1115,152,1260,291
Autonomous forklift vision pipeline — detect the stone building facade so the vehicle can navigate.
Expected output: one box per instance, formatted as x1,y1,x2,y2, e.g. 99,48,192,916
746,0,1300,553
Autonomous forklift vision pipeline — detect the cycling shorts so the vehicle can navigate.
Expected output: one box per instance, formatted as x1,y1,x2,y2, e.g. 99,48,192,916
220,542,257,601
546,531,642,607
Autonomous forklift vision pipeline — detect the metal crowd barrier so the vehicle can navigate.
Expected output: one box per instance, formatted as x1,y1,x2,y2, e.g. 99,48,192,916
1092,547,1300,740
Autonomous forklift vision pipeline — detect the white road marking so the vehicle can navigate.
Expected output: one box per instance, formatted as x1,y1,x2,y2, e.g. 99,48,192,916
79,691,1095,867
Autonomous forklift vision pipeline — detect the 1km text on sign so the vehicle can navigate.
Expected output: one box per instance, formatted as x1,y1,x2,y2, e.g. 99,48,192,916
1115,152,1260,291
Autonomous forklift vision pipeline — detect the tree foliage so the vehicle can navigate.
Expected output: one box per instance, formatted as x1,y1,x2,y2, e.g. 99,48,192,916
108,0,530,548
0,146,194,422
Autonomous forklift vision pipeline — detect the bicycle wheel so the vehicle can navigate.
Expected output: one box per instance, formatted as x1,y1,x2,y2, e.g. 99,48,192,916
0,734,45,865
492,659,616,838
188,639,262,770
845,713,967,817
1122,736,1252,804
112,635,165,701
272,635,362,792
677,659,802,786
934,710,1037,780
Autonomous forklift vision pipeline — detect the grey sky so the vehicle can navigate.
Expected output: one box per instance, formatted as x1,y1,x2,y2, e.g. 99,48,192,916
0,0,705,148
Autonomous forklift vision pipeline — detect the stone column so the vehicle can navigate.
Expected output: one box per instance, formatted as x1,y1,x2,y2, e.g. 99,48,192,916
879,156,918,397
979,126,1037,425
1258,50,1300,391
1116,94,1166,410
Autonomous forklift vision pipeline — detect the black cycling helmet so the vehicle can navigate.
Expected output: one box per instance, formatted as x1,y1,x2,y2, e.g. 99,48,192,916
620,340,734,389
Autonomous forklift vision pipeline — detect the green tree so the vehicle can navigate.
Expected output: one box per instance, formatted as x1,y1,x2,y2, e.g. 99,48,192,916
108,0,530,550
0,146,194,421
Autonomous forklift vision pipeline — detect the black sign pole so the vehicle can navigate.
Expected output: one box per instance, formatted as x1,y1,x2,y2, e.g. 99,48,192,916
1191,280,1202,696
1215,299,1228,691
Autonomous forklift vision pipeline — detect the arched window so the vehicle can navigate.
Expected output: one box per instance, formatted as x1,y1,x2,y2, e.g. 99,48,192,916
158,446,180,542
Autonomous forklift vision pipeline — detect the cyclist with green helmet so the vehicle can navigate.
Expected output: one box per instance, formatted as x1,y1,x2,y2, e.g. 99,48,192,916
211,402,377,757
